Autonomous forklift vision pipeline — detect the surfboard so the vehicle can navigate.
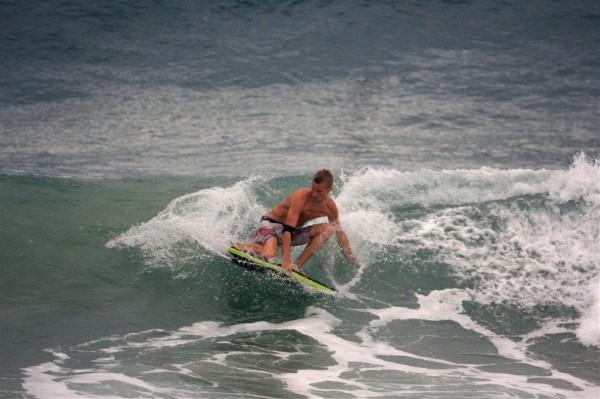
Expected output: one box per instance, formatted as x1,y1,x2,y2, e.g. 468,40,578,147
226,246,337,295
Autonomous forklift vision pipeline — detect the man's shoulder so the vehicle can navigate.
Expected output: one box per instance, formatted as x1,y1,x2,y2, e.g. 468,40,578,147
326,196,339,212
290,188,311,199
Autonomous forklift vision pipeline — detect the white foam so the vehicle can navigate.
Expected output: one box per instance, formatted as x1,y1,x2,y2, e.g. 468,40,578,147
23,362,82,399
547,153,600,206
336,165,553,213
23,359,158,399
355,290,599,398
404,199,597,305
366,289,534,363
106,176,264,268
23,298,599,399
576,277,600,347
337,153,599,212
334,155,599,347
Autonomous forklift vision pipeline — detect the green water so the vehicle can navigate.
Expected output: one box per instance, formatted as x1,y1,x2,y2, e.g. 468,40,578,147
2,166,599,398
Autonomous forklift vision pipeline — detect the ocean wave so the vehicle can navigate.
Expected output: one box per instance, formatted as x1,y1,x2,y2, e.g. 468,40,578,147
336,153,599,346
107,154,599,346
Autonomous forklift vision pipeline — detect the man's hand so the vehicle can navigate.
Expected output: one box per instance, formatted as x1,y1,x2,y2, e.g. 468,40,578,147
282,259,296,273
334,224,361,270
347,256,361,270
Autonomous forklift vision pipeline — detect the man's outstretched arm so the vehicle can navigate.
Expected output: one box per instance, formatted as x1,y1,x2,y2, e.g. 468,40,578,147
334,223,361,270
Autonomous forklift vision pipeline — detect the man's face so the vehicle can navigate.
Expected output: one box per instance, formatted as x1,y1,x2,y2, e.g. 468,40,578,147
310,182,331,201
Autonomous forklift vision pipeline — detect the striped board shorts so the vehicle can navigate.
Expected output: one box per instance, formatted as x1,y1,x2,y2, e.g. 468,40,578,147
250,216,312,246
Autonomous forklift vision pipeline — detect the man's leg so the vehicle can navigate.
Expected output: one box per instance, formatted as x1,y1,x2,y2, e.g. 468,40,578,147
261,236,278,260
235,236,278,260
234,241,262,253
295,224,335,268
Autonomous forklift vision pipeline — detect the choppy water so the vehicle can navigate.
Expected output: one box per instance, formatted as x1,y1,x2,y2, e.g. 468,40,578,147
1,0,599,398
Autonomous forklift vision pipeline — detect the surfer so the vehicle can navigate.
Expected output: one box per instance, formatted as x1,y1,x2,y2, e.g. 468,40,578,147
235,169,361,272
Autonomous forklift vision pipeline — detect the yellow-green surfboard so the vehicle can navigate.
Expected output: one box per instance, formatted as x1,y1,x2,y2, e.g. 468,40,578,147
226,246,336,295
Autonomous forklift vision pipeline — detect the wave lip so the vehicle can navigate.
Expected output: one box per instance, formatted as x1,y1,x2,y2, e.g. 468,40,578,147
106,177,264,269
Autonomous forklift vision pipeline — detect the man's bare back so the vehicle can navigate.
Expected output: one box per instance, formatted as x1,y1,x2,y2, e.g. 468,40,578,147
265,188,336,228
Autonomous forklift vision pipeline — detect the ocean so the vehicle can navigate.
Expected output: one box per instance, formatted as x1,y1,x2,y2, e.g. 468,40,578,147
1,1,599,398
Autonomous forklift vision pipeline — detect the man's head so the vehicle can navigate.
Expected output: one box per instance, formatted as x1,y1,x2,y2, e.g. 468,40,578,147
312,169,333,189
311,169,333,200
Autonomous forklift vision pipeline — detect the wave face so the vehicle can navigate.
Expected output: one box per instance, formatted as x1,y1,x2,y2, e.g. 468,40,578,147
4,156,597,398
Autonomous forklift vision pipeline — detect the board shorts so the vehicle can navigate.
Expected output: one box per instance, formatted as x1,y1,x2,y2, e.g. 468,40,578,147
250,216,312,247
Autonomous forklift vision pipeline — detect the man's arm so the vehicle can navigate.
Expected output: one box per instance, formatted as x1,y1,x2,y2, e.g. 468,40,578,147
281,191,304,272
334,224,361,270
329,201,361,270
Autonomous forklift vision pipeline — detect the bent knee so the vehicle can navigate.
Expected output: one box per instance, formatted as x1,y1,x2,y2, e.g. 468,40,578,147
312,223,335,239
263,249,278,259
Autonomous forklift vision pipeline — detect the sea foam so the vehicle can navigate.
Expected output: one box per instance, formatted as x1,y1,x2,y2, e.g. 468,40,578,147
576,278,600,347
106,177,264,270
335,153,599,347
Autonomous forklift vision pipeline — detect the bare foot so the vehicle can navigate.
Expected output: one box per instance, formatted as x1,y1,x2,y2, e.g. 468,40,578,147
282,262,301,273
235,242,271,260
234,242,261,253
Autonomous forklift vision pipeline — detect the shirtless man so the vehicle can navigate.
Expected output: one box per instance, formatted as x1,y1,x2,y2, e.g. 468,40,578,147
236,169,360,272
